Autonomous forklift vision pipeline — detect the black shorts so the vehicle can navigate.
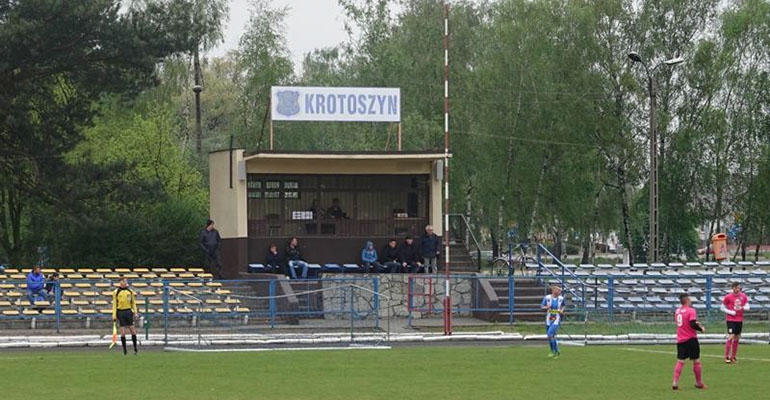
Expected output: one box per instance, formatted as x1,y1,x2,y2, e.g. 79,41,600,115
727,321,743,335
116,309,134,327
676,338,701,360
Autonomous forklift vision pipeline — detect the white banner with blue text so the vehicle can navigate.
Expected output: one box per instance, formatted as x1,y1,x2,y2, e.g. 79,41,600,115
271,86,401,122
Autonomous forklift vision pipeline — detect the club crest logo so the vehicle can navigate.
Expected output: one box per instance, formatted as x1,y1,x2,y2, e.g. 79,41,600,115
276,90,300,117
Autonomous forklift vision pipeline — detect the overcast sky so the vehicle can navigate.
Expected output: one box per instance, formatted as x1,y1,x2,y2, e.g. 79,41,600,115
210,0,350,68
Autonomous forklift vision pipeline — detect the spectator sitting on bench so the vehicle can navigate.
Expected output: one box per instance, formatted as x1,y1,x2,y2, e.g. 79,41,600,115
265,243,282,273
26,265,47,305
326,198,346,219
361,240,382,273
45,272,60,299
285,237,309,279
399,236,423,273
380,238,401,273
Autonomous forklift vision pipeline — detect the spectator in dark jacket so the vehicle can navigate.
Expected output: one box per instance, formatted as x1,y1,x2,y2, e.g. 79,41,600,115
379,238,401,273
199,219,223,279
265,244,282,273
26,265,46,305
399,236,422,273
285,237,309,279
45,272,60,297
420,225,441,274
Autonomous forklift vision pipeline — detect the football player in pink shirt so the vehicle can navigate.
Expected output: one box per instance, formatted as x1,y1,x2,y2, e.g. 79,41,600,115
673,293,706,390
721,282,749,363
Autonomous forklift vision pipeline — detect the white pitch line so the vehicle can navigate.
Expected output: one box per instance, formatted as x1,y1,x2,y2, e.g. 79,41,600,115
164,345,391,353
621,347,770,363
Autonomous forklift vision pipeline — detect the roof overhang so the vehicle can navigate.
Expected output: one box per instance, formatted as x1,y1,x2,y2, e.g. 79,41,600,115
242,151,451,162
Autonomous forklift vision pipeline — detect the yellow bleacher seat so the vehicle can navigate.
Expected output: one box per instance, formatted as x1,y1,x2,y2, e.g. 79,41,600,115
136,299,146,305
185,299,201,305
80,309,97,315
214,307,231,313
124,273,139,279
95,282,111,288
177,290,193,296
96,268,112,274
42,268,56,274
7,291,22,298
17,283,27,289
198,273,214,279
3,310,19,316
141,273,158,279
60,283,73,288
188,268,204,273
93,300,109,306
132,282,148,288
42,309,56,315
64,291,79,297
134,268,150,273
66,274,84,279
17,300,31,307
11,274,26,279
23,309,40,316
169,282,185,288
59,269,75,274
199,308,213,313
0,274,7,280
31,300,50,307
160,273,176,279
101,290,113,297
206,282,223,287
86,274,103,280
170,268,186,273
150,299,164,305
149,282,164,288
62,309,78,315
225,299,241,305
82,291,99,297
99,309,113,314
71,300,90,306
0,283,14,290
105,273,120,279
78,268,95,274
75,283,92,289
0,300,12,307
176,307,193,314
205,299,222,305
139,290,157,297
235,307,250,313
151,268,168,273
114,268,131,273
169,299,183,305
215,289,231,295
188,282,203,288
178,273,195,279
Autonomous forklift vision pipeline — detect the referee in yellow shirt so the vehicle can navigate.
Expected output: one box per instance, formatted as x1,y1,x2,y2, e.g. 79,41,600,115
112,276,139,355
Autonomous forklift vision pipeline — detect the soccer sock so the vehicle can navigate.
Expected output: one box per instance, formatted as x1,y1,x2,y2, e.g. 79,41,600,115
548,338,554,353
725,338,733,359
693,361,703,385
731,337,739,359
131,334,137,352
121,335,127,354
672,360,684,385
553,338,559,354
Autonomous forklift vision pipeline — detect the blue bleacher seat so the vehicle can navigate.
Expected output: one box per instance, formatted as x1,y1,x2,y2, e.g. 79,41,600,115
343,264,362,272
247,264,266,273
322,264,341,272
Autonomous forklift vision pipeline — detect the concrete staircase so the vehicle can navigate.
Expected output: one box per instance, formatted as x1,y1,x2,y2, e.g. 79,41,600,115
445,240,479,274
473,277,545,322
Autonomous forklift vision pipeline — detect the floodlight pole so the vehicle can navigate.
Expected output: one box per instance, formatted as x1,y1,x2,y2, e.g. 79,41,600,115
628,53,683,263
442,1,452,336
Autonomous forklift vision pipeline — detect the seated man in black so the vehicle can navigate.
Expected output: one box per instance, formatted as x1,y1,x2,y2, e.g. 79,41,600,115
326,198,346,219
399,236,423,273
265,243,282,273
379,238,401,273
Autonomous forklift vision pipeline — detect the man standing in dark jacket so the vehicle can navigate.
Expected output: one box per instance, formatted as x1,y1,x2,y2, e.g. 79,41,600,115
420,225,441,274
399,236,422,273
199,219,222,279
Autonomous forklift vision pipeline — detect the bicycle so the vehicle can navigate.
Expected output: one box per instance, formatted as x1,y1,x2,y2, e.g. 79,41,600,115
489,243,538,276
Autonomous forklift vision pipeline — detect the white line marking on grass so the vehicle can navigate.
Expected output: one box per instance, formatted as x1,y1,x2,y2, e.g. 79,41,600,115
0,353,110,361
164,345,391,353
621,347,770,363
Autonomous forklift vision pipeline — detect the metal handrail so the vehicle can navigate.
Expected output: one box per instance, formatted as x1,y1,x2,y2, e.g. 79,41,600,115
449,213,483,272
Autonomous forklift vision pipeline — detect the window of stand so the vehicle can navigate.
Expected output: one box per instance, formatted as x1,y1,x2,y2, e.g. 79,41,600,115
247,174,429,236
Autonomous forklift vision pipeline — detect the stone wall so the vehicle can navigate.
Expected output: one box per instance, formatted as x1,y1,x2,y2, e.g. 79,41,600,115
320,274,478,319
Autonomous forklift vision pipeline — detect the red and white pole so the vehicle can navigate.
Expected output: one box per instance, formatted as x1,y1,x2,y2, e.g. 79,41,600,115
442,1,452,336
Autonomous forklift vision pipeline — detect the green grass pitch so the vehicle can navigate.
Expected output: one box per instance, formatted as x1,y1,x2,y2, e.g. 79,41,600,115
1,344,767,399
